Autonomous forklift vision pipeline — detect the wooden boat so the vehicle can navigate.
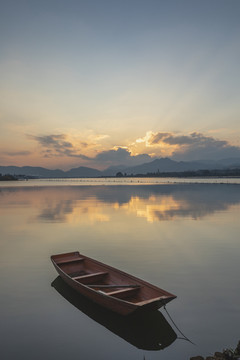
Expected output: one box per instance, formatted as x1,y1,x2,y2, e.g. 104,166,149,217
51,251,176,316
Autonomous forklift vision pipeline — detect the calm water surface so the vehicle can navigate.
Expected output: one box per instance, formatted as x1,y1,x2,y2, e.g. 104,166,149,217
0,180,240,360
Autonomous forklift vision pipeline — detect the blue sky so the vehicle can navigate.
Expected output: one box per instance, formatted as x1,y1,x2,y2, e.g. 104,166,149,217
1,0,240,169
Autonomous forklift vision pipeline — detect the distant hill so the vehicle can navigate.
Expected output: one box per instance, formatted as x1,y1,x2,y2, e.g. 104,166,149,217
0,166,66,178
122,158,199,175
0,165,101,178
1,157,240,178
64,166,101,177
103,157,240,175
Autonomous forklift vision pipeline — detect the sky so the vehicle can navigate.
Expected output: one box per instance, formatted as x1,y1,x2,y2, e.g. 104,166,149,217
1,0,240,170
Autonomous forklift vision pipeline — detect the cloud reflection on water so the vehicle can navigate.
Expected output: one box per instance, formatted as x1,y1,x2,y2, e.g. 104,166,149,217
1,184,240,224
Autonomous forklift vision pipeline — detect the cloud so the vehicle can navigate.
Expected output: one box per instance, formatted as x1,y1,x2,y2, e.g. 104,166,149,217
28,131,240,168
157,132,227,147
94,147,152,166
4,151,31,156
149,132,172,144
29,134,91,159
146,131,240,160
32,134,73,148
173,141,240,161
29,133,153,168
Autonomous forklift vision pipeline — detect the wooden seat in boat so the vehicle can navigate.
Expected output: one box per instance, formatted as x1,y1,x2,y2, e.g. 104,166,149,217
72,271,109,284
106,287,140,299
56,257,85,265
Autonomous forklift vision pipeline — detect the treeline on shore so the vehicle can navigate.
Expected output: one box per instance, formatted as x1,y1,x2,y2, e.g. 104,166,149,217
190,339,240,360
0,173,18,181
116,168,240,178
0,173,36,181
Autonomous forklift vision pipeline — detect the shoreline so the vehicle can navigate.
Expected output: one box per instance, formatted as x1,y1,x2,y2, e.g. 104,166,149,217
190,340,240,360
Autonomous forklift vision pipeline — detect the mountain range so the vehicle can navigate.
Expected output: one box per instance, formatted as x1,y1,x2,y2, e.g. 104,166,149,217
1,157,240,178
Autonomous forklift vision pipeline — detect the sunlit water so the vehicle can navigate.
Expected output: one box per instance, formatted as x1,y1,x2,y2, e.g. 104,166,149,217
0,180,240,360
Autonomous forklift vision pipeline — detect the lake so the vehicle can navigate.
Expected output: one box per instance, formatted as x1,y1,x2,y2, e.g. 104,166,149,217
0,179,240,360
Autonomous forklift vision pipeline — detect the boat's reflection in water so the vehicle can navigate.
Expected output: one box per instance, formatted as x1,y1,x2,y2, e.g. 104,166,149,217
51,276,177,351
